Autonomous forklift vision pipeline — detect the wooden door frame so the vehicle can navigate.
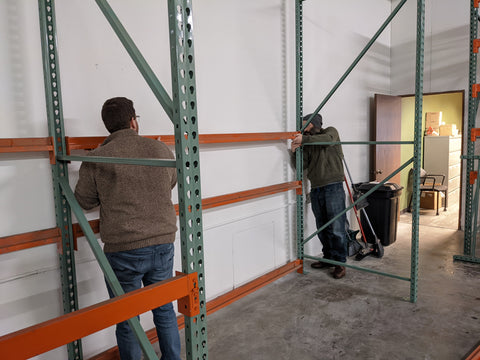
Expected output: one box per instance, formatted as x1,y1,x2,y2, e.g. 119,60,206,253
373,94,402,184
400,89,465,230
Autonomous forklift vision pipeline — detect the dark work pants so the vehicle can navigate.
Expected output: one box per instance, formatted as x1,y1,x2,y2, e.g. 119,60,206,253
310,182,348,263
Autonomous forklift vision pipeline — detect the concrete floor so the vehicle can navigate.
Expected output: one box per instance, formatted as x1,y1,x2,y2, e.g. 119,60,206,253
176,220,480,360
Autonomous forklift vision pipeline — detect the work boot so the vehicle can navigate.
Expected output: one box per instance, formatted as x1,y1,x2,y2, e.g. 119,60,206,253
311,261,334,269
332,265,346,279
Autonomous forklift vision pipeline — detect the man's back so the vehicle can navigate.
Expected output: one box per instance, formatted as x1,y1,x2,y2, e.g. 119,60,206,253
75,128,177,252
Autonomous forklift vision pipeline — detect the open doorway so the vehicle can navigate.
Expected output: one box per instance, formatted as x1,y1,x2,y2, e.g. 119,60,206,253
402,90,464,230
373,90,465,230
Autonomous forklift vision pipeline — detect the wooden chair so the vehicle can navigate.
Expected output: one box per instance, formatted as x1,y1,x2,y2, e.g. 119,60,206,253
408,170,448,215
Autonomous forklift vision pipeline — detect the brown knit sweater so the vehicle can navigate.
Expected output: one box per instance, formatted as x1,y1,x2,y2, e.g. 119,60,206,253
74,129,177,252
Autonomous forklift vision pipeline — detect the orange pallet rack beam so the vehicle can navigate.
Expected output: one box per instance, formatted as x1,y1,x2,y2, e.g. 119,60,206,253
0,132,298,154
0,272,199,360
0,228,61,254
66,132,298,150
89,260,303,360
1,181,301,254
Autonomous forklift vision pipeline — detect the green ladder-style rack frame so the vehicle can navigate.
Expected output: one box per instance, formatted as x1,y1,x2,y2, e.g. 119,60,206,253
38,0,207,359
295,0,425,303
455,0,480,265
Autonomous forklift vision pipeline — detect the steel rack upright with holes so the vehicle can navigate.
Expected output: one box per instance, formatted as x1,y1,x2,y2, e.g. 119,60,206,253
37,0,207,358
455,0,480,265
295,0,423,302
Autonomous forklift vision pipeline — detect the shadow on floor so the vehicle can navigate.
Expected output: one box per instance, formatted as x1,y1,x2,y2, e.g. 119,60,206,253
184,220,480,360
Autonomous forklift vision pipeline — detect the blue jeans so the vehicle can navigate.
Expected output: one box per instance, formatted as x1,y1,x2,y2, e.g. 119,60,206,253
310,182,348,263
105,243,181,360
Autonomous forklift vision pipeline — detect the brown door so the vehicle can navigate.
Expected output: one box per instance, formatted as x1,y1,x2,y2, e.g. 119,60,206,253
373,94,402,184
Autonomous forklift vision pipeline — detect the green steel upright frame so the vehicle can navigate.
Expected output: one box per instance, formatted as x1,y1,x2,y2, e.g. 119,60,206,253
38,1,82,359
38,0,207,359
455,0,480,265
167,1,208,357
295,0,305,272
295,0,424,302
410,0,426,301
34,0,454,356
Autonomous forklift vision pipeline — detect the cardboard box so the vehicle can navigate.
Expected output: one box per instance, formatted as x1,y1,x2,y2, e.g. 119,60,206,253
425,112,442,134
439,124,457,136
420,191,445,210
420,191,437,210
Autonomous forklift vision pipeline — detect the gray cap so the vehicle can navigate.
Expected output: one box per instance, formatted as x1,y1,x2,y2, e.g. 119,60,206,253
303,113,323,129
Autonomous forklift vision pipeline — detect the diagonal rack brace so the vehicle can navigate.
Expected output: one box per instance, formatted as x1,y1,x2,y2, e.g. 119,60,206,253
95,0,174,121
58,178,160,360
301,158,413,246
301,159,414,286
302,0,408,131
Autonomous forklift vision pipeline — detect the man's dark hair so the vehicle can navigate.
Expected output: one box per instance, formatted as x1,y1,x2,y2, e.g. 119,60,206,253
101,97,136,133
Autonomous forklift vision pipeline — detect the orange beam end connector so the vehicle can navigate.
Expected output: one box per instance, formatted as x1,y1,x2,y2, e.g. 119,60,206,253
296,259,304,274
475,0,479,8
470,171,478,185
471,128,480,142
472,84,480,98
296,184,303,195
176,272,200,317
474,39,480,53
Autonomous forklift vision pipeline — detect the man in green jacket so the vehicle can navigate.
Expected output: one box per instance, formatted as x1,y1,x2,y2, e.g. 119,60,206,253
75,97,180,359
291,113,347,279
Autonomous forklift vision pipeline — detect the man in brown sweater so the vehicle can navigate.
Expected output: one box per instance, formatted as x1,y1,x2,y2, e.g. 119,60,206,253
75,97,180,360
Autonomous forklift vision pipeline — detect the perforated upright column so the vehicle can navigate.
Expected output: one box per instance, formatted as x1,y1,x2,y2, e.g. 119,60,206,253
168,1,208,359
38,0,82,358
454,0,480,264
410,0,426,303
295,0,305,269
464,0,479,257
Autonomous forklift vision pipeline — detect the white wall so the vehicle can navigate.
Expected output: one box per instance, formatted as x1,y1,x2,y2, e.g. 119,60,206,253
0,1,395,358
390,0,471,227
302,0,392,185
391,0,470,95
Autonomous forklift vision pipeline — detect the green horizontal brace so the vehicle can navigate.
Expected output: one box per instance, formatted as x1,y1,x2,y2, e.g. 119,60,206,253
302,0,408,131
302,157,413,246
304,255,410,282
453,255,480,264
58,177,159,360
460,155,480,160
95,0,174,121
303,141,414,146
58,155,176,167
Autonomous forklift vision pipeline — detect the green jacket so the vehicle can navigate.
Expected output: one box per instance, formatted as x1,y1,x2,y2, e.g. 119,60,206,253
299,127,345,189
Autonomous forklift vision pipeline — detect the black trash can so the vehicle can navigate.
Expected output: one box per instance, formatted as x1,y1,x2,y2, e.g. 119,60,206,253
357,182,403,246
